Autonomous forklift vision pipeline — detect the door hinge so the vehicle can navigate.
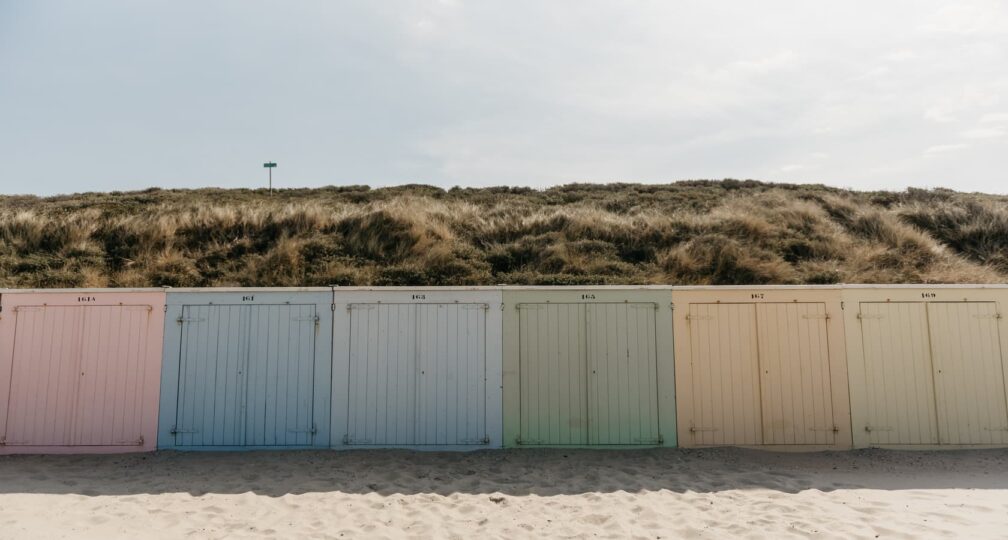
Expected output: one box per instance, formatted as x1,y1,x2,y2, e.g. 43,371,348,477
293,315,320,323
802,313,830,320
176,317,206,324
808,426,839,433
857,313,884,320
864,425,893,433
170,426,200,435
689,426,719,433
288,424,318,436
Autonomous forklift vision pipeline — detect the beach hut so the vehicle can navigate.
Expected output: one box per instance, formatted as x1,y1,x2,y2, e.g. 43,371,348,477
672,286,852,450
331,288,503,450
842,285,1008,448
157,288,332,450
0,289,165,454
502,287,676,448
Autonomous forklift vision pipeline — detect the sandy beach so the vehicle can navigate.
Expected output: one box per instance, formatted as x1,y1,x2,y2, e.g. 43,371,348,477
1,448,1006,539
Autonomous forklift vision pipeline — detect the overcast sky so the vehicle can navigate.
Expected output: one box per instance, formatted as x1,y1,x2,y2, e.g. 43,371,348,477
1,1,1007,195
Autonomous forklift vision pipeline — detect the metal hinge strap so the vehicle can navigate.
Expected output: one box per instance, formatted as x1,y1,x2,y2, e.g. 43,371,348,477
864,426,893,432
689,426,719,433
170,426,200,435
287,424,318,435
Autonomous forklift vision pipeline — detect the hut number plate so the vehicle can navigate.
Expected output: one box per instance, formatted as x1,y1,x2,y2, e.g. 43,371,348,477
78,296,96,302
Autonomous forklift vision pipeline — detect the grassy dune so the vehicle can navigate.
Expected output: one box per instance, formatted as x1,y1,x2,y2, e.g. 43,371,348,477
1,180,1007,288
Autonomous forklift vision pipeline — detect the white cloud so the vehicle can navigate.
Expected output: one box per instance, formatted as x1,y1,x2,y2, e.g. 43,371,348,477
2,0,1008,194
961,127,1006,139
919,0,1008,35
980,113,1008,124
924,143,970,154
884,50,918,62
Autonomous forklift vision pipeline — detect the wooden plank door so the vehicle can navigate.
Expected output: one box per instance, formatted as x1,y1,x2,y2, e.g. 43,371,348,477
928,302,1008,445
756,303,836,445
586,303,661,445
518,303,589,445
857,302,939,445
683,303,763,446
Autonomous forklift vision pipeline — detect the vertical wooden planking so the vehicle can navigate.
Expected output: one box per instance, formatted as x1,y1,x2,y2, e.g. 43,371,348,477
343,301,487,447
418,304,434,444
584,303,660,445
509,290,672,449
72,306,151,446
929,302,1008,445
5,307,80,446
246,305,266,445
546,304,560,444
476,306,488,443
555,305,572,444
686,303,762,446
178,306,235,446
518,305,536,443
172,302,318,448
346,305,365,444
857,302,938,445
757,303,834,445
2,292,163,453
220,306,245,445
300,305,318,445
518,303,593,445
417,303,433,445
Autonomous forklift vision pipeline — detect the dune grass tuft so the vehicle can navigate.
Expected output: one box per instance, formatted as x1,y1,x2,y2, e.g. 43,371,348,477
0,181,1005,287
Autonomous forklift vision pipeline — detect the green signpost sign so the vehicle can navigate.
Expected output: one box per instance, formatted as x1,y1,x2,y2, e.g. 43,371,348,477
263,162,277,193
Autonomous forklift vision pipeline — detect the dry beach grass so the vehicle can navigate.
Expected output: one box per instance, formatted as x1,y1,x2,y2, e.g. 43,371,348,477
1,448,1007,538
2,181,1008,288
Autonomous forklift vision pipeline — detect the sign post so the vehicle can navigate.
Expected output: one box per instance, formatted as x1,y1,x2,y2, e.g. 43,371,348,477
263,162,277,194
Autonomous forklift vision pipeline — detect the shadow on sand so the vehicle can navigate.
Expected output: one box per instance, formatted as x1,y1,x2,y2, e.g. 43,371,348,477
1,447,1006,497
